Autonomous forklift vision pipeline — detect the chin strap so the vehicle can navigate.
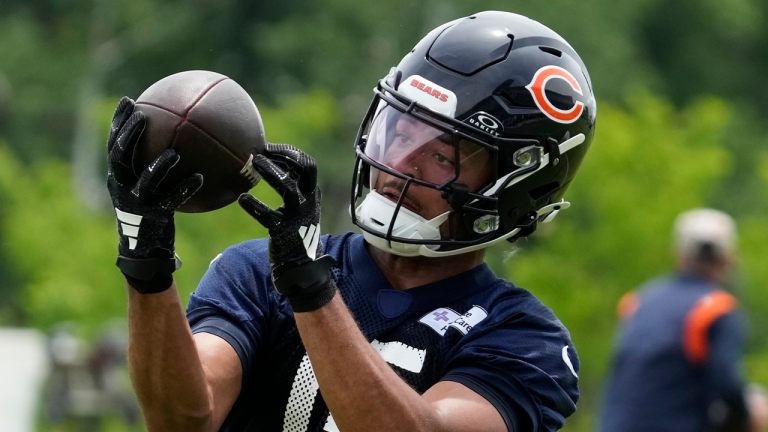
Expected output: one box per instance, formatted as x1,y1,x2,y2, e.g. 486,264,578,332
444,183,470,213
415,227,523,257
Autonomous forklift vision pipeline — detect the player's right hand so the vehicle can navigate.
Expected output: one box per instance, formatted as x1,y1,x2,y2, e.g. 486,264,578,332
106,96,203,293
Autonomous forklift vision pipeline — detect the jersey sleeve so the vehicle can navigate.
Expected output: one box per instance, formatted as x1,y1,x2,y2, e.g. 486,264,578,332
186,239,278,385
440,306,579,432
705,310,750,429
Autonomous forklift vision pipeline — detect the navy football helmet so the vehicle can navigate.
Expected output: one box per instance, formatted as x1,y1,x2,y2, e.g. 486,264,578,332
351,11,597,257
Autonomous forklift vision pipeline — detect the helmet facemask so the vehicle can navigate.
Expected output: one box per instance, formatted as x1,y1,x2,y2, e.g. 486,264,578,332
351,79,548,257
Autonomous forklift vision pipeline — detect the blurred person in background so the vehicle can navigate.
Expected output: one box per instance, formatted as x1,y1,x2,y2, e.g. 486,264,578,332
46,321,138,432
598,208,768,432
46,321,100,430
87,321,140,427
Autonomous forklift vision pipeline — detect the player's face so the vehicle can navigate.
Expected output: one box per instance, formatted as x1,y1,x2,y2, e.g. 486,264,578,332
371,115,491,221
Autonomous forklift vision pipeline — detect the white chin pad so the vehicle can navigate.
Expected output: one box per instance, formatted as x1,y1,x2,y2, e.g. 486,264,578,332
355,191,449,256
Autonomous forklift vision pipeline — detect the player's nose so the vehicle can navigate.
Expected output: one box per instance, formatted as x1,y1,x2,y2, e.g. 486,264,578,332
390,152,424,181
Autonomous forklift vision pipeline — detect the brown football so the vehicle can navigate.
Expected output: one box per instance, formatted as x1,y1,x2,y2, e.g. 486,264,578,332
132,70,265,213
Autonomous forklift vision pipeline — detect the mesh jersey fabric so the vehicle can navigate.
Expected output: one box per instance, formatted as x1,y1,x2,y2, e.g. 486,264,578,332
598,275,748,432
187,233,580,432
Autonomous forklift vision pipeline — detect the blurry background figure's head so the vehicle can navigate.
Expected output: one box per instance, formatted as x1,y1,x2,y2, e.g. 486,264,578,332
674,208,737,284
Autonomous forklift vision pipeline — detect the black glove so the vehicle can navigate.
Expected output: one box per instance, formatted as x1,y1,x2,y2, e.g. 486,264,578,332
107,97,203,294
238,144,337,312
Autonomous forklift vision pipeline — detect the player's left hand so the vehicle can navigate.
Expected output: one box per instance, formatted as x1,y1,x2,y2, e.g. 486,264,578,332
238,144,337,312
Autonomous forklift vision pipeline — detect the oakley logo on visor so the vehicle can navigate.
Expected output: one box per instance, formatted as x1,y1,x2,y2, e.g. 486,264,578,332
465,112,503,137
525,66,585,124
399,75,458,118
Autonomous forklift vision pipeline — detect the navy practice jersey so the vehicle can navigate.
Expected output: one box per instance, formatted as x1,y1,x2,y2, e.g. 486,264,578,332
599,275,748,432
186,233,579,432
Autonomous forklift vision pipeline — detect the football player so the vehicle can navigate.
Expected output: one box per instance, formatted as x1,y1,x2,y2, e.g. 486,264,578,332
107,11,596,432
599,209,768,432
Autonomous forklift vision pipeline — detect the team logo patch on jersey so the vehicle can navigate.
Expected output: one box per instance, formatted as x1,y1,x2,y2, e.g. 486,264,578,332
399,75,458,118
419,306,489,336
465,112,504,137
525,65,585,124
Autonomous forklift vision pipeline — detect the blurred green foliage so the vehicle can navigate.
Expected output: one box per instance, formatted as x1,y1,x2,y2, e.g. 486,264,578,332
1,0,768,431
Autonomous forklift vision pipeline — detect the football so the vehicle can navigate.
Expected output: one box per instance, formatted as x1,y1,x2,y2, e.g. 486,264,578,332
132,70,265,213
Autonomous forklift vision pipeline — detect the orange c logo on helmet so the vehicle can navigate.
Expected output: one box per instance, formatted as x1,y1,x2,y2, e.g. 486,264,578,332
525,66,584,124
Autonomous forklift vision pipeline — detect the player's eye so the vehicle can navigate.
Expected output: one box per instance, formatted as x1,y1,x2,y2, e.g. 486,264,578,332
394,133,411,146
432,152,454,166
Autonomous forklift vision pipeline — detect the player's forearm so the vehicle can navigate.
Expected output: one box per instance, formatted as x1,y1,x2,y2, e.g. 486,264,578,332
127,281,215,432
294,292,447,432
